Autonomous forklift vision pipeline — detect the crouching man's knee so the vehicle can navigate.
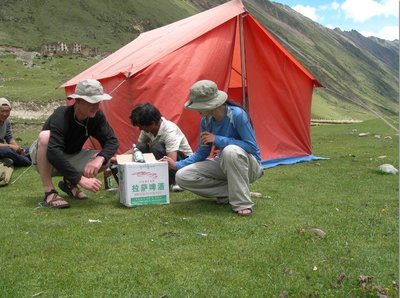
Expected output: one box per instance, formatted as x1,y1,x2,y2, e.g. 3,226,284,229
37,130,50,148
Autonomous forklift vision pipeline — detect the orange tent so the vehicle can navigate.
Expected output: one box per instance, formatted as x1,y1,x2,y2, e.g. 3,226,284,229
62,0,322,168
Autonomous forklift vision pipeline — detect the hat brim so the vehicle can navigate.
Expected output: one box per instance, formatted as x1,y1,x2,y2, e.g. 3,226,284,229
67,93,112,103
184,90,227,111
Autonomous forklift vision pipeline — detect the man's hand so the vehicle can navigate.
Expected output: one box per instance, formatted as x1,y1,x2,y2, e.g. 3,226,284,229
83,156,105,178
160,156,177,170
9,144,21,153
78,176,102,193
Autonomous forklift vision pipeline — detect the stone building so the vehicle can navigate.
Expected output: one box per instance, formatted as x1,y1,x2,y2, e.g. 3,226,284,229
41,42,99,56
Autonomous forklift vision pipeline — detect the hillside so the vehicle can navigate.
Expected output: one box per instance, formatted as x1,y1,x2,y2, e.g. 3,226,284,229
0,0,398,120
244,0,398,120
0,0,200,52
334,29,399,73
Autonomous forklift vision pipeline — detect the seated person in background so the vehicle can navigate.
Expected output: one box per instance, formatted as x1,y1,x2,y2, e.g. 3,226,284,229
0,97,32,167
126,102,193,192
29,79,119,208
161,80,263,216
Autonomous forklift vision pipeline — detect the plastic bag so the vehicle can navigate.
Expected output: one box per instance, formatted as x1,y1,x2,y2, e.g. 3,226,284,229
0,163,13,186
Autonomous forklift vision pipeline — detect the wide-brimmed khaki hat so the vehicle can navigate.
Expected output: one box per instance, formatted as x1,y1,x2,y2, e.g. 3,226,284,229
67,79,112,103
184,80,227,111
0,97,11,109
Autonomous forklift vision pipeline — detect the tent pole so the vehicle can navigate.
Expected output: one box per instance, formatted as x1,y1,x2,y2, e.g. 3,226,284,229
239,14,247,111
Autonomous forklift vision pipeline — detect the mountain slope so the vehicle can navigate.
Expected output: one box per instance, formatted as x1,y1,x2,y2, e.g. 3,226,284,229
334,29,399,74
0,0,397,120
244,0,398,119
0,0,200,52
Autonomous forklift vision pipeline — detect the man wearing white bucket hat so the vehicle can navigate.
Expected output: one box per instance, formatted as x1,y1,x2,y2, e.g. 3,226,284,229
30,79,119,208
0,97,32,167
161,80,263,216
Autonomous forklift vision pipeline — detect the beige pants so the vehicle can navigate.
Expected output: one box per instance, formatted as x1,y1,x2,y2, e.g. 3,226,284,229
176,145,263,211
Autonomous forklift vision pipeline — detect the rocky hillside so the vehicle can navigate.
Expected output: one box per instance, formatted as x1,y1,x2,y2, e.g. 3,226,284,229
334,29,399,73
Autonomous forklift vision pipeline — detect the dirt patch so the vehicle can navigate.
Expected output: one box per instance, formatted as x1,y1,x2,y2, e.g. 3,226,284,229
1,47,64,119
10,101,64,120
0,45,40,67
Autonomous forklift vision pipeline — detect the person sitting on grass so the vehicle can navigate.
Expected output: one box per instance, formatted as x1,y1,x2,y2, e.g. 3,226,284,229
29,79,119,208
161,80,263,216
0,97,32,167
126,102,193,192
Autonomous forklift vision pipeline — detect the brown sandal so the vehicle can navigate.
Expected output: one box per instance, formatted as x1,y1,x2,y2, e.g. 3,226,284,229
236,208,253,216
58,179,88,200
42,189,70,209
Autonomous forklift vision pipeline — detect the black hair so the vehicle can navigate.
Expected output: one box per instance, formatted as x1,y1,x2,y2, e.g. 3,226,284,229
129,102,162,126
225,99,244,109
225,99,253,127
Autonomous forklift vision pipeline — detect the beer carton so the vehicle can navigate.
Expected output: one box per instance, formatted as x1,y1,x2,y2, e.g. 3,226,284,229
116,154,169,207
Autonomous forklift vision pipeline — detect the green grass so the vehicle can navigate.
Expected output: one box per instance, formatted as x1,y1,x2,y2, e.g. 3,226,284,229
0,118,398,297
0,55,99,102
311,89,372,120
0,0,200,52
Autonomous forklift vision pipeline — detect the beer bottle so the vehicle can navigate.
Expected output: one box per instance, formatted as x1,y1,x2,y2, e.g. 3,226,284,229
104,168,113,189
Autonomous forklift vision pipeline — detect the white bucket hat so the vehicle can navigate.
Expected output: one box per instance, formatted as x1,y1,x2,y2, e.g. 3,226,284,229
67,79,112,103
0,97,11,109
184,80,227,111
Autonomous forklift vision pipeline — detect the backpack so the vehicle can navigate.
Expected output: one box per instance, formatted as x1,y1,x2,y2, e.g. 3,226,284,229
0,162,13,186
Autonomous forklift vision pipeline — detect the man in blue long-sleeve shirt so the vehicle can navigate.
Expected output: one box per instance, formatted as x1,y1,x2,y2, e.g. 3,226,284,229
161,80,263,216
30,79,119,208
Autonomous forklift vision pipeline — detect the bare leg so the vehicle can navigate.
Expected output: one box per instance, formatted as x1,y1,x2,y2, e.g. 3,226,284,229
36,131,69,206
36,131,55,192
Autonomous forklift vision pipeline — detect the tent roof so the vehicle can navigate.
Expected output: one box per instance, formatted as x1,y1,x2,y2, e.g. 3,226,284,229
62,0,245,87
62,0,320,88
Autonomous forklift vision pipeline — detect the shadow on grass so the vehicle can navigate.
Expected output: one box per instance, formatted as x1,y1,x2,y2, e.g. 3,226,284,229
27,186,240,220
169,196,234,217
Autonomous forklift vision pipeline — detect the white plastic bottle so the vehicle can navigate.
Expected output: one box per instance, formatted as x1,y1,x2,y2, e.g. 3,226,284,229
132,144,145,163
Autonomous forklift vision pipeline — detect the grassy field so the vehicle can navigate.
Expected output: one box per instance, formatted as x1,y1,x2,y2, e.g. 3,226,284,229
0,55,99,103
0,0,200,52
0,118,398,297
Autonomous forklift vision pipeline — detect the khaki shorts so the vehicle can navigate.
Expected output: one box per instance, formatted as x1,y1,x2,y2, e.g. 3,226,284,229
29,139,98,177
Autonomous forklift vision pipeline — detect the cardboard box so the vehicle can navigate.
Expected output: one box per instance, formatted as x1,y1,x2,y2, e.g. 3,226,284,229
116,154,169,207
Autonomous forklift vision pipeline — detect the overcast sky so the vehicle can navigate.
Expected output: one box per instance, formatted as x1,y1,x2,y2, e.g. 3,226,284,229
271,0,399,41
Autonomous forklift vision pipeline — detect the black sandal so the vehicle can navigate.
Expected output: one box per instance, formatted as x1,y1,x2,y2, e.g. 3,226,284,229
58,179,88,200
41,189,70,209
